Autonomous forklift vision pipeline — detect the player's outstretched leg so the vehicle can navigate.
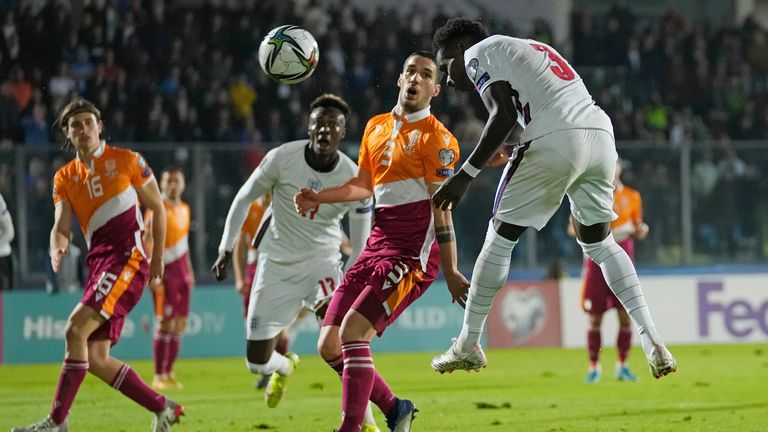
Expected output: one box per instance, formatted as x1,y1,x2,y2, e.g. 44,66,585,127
578,234,677,379
152,398,185,432
264,352,300,407
11,416,68,432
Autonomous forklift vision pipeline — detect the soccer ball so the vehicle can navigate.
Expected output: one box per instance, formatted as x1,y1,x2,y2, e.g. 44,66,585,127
258,25,319,84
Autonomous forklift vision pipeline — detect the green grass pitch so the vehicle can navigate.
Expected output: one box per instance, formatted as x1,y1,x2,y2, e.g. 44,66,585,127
2,344,766,431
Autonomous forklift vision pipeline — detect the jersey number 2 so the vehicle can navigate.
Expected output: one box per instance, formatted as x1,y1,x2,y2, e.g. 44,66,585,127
530,43,575,81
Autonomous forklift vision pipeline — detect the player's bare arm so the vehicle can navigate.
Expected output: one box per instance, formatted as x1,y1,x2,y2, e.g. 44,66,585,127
138,177,167,283
432,81,518,211
49,200,73,273
294,166,373,213
429,183,470,308
232,232,249,294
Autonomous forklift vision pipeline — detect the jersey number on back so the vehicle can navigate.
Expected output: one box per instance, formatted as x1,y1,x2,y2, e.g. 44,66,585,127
529,43,575,81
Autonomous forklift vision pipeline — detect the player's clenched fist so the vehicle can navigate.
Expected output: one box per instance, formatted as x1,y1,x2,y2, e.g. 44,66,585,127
294,188,320,215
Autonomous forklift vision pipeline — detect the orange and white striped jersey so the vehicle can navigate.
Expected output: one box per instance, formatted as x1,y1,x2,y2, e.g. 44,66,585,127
145,199,190,265
359,107,460,207
611,183,642,242
53,141,153,251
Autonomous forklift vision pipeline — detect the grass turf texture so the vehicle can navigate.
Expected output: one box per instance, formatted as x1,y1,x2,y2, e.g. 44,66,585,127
2,344,766,431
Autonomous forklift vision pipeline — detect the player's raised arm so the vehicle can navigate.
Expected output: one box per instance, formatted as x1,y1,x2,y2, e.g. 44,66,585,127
213,166,271,281
294,166,373,213
137,176,167,283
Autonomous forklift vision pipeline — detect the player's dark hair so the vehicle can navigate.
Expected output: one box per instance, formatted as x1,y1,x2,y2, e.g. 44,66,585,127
404,50,441,80
161,165,185,177
432,18,489,52
310,93,350,117
54,98,102,152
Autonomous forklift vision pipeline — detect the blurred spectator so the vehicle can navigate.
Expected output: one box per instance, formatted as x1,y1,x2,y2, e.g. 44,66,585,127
20,103,49,146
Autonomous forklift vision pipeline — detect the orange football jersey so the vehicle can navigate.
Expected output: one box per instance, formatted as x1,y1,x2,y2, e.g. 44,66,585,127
52,141,153,249
358,107,460,207
611,183,642,241
145,199,190,264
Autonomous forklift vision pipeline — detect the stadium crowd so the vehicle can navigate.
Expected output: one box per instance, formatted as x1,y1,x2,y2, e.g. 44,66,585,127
0,0,765,285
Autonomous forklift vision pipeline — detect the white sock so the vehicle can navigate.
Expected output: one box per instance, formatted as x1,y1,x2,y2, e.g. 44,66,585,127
578,233,662,357
363,402,377,427
457,222,517,352
246,351,291,376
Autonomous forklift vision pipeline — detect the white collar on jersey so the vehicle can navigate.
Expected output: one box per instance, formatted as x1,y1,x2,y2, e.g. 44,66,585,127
391,105,431,123
76,140,106,162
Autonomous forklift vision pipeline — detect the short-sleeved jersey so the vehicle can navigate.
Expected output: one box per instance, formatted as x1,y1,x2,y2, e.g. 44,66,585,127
464,35,613,143
250,140,372,263
53,141,153,254
611,183,642,242
145,199,190,265
358,107,460,269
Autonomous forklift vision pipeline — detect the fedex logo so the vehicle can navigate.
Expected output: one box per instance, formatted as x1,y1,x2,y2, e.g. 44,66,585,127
698,281,768,338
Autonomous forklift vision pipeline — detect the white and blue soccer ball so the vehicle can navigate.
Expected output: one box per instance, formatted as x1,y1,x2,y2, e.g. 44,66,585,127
258,25,319,84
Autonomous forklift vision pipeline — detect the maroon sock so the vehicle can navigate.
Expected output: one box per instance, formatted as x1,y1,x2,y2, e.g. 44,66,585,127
338,341,374,432
275,337,289,355
617,325,632,363
587,325,601,365
49,359,89,424
165,333,182,375
153,331,171,376
111,363,166,412
327,353,395,415
369,369,396,416
325,355,344,377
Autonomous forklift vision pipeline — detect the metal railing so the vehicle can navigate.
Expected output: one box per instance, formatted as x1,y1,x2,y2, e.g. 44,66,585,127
1,139,766,287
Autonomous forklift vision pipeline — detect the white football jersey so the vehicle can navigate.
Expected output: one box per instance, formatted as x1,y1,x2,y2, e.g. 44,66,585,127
254,140,371,262
464,35,613,143
219,140,372,264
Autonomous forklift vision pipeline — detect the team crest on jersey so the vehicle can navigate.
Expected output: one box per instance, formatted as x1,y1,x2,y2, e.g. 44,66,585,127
307,179,323,191
375,125,384,135
467,58,479,82
104,159,117,178
404,130,421,153
438,148,456,166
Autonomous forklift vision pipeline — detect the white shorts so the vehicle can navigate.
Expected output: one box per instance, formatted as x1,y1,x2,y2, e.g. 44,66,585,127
493,128,617,230
245,252,343,341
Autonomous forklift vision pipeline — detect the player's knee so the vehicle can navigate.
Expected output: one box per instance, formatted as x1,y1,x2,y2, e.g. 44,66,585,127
87,350,108,372
64,321,89,344
317,337,340,361
246,340,271,365
578,232,618,265
175,317,188,334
